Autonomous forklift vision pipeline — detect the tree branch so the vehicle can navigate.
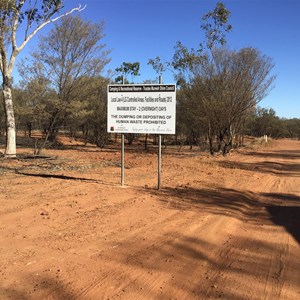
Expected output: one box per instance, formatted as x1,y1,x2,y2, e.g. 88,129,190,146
11,0,25,53
17,4,86,54
0,13,7,76
7,4,86,76
24,0,39,40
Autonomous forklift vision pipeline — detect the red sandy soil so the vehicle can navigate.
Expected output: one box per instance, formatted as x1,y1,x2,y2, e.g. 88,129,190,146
0,137,299,300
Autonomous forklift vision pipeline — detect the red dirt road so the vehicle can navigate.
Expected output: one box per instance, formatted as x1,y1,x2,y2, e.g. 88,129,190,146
0,138,299,299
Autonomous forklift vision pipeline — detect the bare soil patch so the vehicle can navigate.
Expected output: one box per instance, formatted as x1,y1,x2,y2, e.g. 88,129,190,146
0,138,299,299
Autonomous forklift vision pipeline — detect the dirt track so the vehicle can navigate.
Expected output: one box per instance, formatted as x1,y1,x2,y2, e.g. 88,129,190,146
0,138,299,299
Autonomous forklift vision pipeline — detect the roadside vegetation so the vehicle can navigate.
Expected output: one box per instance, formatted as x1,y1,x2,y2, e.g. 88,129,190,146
1,1,299,157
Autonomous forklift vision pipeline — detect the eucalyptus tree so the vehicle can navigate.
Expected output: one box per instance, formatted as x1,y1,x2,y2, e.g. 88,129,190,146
114,61,140,145
285,118,300,139
15,77,54,137
115,62,140,84
0,0,85,157
245,107,297,138
148,2,232,148
19,15,110,153
149,1,232,85
149,1,276,154
76,76,109,147
188,47,275,154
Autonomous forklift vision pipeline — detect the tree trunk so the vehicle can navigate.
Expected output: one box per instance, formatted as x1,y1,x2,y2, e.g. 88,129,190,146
2,84,16,157
208,122,214,155
208,136,214,155
36,109,59,155
217,132,223,152
127,133,134,145
144,134,148,150
27,122,32,137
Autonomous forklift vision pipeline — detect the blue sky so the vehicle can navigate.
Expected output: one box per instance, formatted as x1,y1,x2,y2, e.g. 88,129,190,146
16,0,300,118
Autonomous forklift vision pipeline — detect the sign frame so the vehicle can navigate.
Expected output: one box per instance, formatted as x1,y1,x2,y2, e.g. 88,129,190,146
107,84,176,135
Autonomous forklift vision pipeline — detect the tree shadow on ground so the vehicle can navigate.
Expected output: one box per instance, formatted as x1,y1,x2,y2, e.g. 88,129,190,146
15,171,100,182
243,149,300,160
267,205,300,244
263,192,300,244
0,275,77,300
218,160,300,177
149,186,300,244
113,235,271,299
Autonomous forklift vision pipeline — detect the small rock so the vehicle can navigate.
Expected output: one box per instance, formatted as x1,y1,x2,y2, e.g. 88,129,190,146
40,211,49,216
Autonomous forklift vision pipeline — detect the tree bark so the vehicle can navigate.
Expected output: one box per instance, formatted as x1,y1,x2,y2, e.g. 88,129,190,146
36,109,60,155
144,134,148,150
2,83,16,157
208,122,214,155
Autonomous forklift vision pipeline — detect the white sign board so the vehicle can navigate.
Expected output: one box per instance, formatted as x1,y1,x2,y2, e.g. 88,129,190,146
107,84,176,134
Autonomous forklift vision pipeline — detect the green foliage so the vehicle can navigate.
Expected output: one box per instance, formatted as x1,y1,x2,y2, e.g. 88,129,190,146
175,47,276,154
0,0,64,40
201,1,232,48
284,118,300,138
148,56,166,76
2,0,296,154
1,0,85,155
147,2,280,154
64,76,109,147
17,15,110,151
148,2,232,87
115,62,140,83
245,107,300,139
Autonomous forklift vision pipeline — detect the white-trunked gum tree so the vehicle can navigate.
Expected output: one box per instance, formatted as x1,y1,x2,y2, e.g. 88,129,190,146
0,0,85,157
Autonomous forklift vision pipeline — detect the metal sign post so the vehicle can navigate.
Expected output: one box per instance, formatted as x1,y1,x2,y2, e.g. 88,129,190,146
158,134,162,190
158,76,162,190
121,133,125,186
121,76,125,187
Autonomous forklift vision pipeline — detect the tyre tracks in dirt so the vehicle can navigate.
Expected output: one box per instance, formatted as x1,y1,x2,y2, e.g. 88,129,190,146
73,211,241,300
